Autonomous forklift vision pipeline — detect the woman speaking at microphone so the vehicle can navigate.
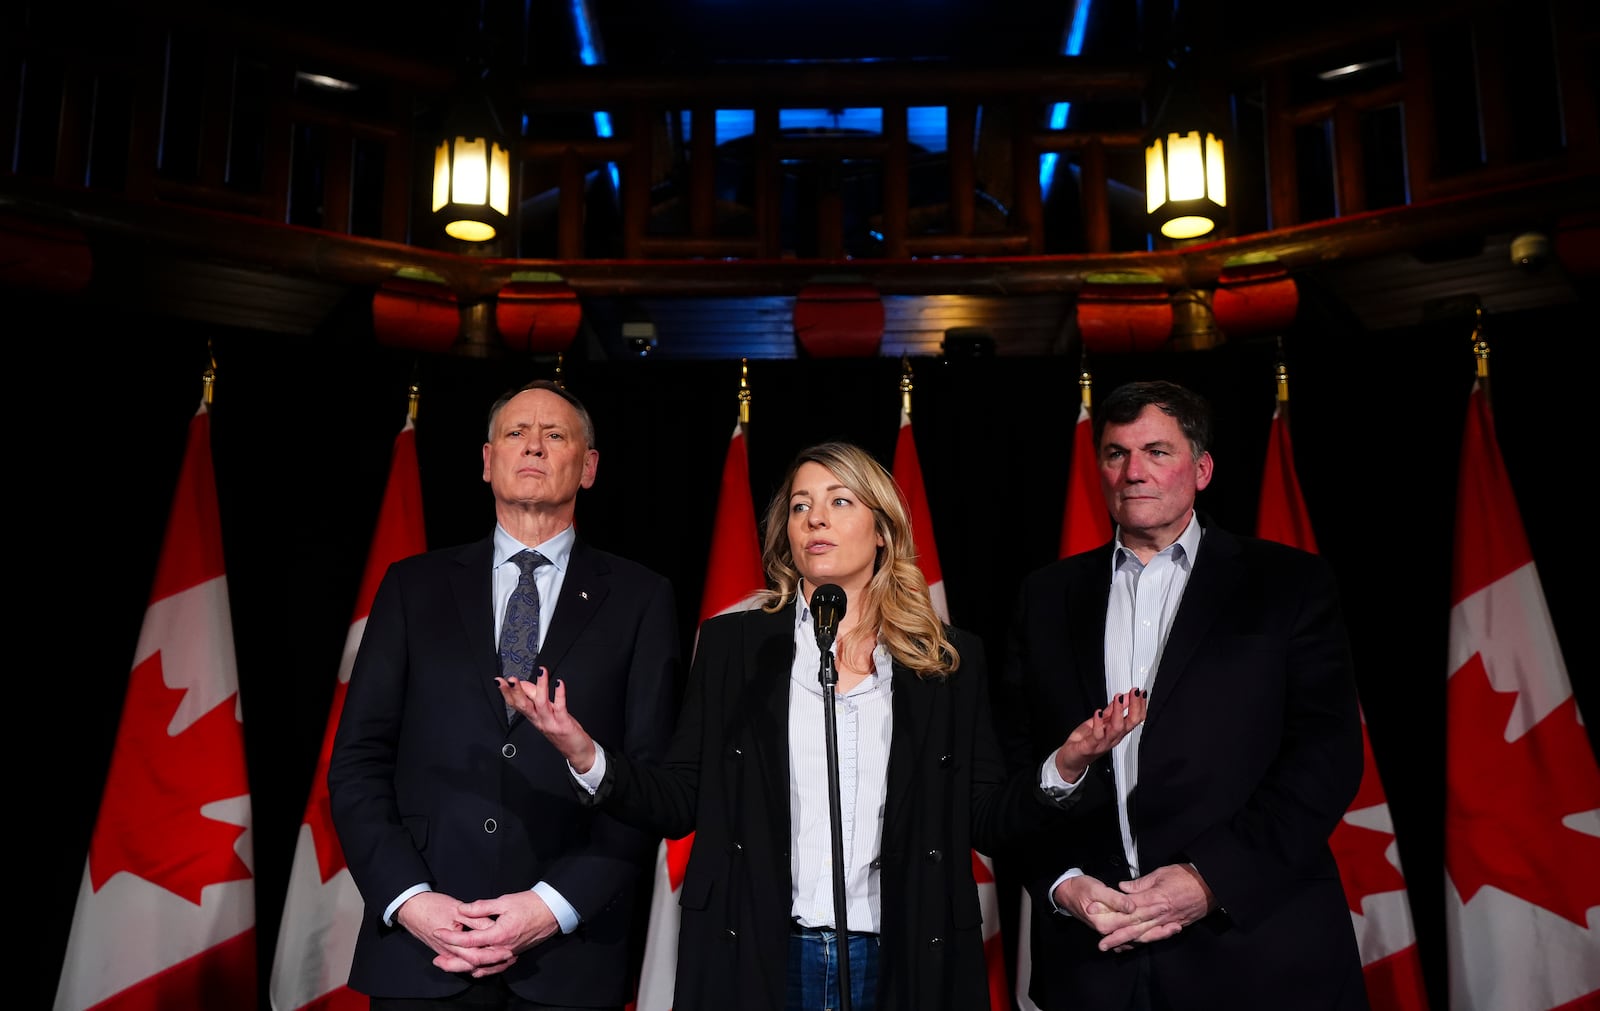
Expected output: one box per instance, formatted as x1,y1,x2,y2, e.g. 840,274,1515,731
499,441,1144,1011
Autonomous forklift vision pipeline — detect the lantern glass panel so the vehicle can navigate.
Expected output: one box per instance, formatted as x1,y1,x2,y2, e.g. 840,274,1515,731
1206,133,1226,205
490,142,510,215
1166,131,1205,201
432,141,450,213
452,137,490,205
1145,138,1165,213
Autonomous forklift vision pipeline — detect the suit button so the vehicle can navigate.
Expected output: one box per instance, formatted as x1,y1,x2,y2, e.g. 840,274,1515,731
732,745,743,757
939,753,953,768
733,842,744,853
483,819,498,834
725,928,738,942
869,856,882,869
501,743,516,758
926,849,942,863
928,936,944,949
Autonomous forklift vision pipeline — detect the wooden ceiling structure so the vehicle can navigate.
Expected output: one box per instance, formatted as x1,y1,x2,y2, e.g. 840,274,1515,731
3,1,1596,360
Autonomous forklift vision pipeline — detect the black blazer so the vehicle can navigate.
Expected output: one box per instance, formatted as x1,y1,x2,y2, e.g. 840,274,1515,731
328,534,679,1004
998,521,1368,1011
587,605,1064,1011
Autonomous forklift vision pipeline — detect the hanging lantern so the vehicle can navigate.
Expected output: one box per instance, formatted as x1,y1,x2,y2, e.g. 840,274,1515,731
431,84,513,243
1145,58,1229,241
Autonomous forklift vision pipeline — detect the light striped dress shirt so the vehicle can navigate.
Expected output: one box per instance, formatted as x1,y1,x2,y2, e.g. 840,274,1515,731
789,594,894,933
1043,513,1203,903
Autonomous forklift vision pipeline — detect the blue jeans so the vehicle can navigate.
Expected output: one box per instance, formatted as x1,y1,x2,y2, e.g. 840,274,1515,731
787,925,880,1011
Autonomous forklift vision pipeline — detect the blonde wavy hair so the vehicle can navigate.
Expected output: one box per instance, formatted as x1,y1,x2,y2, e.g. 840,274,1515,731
759,441,958,679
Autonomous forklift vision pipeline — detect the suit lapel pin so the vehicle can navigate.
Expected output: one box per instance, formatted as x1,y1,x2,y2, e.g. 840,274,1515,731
580,590,589,600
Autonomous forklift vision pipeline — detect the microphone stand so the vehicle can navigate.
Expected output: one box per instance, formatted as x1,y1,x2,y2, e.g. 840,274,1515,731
816,633,853,1011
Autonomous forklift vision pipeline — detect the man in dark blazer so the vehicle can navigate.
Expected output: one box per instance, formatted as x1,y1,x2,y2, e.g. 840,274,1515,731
998,380,1368,1010
328,380,679,1010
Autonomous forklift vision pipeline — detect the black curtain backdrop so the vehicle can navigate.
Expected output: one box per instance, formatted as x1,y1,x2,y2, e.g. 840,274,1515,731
34,288,1592,1011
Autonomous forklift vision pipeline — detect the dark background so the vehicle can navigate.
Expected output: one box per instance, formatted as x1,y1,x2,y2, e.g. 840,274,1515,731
31,287,1593,1010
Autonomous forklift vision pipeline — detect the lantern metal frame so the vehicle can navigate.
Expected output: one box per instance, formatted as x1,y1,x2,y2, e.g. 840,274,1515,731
1144,58,1230,241
430,83,514,243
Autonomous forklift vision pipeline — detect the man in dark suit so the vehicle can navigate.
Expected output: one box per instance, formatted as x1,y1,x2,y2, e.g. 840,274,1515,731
328,379,679,1011
998,380,1368,1010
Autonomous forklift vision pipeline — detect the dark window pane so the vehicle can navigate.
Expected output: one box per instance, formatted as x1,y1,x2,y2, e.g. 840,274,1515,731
87,76,132,190
1361,104,1408,210
1230,87,1270,234
1499,8,1563,161
288,122,328,228
1429,23,1483,177
15,54,64,177
350,136,386,238
227,57,269,192
1294,120,1337,222
158,27,205,182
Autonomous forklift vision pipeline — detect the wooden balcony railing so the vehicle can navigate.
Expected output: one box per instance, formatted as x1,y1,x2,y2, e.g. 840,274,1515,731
2,1,1595,299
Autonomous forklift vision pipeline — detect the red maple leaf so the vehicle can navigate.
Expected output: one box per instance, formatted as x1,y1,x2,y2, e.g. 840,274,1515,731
89,650,253,904
1446,651,1600,926
1330,817,1406,915
1330,722,1407,913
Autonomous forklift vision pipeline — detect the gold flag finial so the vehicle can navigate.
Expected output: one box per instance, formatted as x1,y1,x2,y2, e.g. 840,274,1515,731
1274,336,1290,405
555,352,566,389
1078,352,1093,412
738,357,752,427
408,382,421,423
1471,303,1491,379
1470,301,1493,405
201,338,217,405
900,354,914,416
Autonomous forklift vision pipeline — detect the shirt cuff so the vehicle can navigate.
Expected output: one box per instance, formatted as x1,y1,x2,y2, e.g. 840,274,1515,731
533,881,581,933
1040,749,1085,795
384,883,432,926
1048,868,1086,915
572,746,607,794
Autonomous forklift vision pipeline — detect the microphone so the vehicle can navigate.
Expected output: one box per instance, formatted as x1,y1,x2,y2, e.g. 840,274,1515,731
810,583,847,651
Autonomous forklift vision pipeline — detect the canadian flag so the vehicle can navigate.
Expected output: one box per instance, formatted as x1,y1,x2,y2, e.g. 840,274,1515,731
54,401,256,1010
270,414,425,1011
1445,380,1600,1010
631,420,765,1011
1257,401,1428,1011
1016,399,1114,1011
1058,401,1111,560
891,406,1010,1011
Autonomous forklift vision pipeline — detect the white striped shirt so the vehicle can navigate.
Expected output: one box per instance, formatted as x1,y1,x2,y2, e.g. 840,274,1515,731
1043,513,1202,905
1103,514,1201,876
788,595,894,933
